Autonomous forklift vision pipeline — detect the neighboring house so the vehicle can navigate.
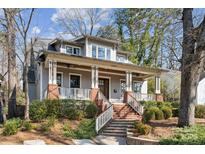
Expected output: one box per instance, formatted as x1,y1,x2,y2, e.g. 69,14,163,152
198,72,205,104
30,35,166,104
160,69,205,105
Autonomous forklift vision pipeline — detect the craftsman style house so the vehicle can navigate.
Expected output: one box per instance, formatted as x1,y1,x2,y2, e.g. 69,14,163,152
30,35,167,133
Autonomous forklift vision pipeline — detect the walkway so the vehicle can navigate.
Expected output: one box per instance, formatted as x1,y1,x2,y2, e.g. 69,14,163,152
72,135,127,145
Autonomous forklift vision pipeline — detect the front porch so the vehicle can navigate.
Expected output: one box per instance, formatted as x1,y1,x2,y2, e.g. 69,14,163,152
43,57,163,103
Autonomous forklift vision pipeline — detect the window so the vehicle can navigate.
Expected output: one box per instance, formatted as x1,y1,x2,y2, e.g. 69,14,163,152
107,49,111,60
98,47,105,59
117,54,126,62
66,46,72,54
133,82,142,93
65,45,80,55
92,45,97,58
120,80,126,97
57,73,63,87
73,48,80,55
70,75,80,88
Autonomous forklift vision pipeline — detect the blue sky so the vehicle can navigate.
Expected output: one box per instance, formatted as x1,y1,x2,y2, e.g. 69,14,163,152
28,8,114,39
29,8,59,38
28,8,205,40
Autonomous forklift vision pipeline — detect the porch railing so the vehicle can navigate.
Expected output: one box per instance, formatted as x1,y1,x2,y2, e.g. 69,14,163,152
59,87,91,100
133,93,155,101
127,93,144,115
95,90,113,133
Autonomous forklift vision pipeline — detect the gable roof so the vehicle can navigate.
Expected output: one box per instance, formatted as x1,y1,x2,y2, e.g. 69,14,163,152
73,35,120,45
49,38,84,47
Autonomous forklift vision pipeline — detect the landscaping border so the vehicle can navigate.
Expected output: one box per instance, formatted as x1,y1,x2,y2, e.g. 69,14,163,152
126,128,159,145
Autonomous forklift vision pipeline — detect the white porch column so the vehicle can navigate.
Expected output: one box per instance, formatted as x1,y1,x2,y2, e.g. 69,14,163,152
48,60,53,84
91,66,98,89
126,71,132,91
53,60,57,84
48,60,57,84
155,76,161,94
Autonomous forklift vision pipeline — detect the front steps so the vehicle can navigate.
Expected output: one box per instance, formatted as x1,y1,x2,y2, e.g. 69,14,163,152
113,104,142,120
100,104,141,137
100,119,135,137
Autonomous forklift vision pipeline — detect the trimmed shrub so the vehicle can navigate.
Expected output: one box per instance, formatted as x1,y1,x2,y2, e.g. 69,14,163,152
3,118,22,136
40,116,56,132
30,100,47,121
172,108,179,117
85,103,98,118
143,108,156,123
195,105,205,118
63,108,84,120
170,101,180,108
45,99,61,117
134,121,152,135
22,121,33,131
155,109,164,120
161,106,172,119
143,107,164,122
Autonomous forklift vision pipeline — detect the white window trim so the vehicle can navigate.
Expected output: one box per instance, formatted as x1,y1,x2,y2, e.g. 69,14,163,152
65,45,81,56
57,72,63,87
91,44,112,60
99,76,111,100
69,73,82,88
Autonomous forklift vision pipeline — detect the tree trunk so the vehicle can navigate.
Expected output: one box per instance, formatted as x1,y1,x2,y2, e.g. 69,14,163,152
178,8,205,126
23,36,30,120
4,9,17,118
178,66,199,126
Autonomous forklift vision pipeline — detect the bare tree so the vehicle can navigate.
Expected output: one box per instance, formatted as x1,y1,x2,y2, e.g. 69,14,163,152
14,9,35,120
178,9,205,126
53,8,109,37
2,9,18,118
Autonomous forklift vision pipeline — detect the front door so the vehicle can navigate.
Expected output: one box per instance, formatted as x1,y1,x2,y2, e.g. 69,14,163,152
99,78,109,99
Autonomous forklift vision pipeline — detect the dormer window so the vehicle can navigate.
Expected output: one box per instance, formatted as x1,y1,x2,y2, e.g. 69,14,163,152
107,49,111,60
66,46,72,54
98,47,105,59
92,45,97,58
65,45,81,56
91,44,111,60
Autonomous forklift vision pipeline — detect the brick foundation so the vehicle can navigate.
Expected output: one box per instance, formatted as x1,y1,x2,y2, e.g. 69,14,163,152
47,84,59,99
156,94,164,102
123,91,133,103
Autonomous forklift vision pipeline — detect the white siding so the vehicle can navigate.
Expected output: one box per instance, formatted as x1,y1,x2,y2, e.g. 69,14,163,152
197,78,205,104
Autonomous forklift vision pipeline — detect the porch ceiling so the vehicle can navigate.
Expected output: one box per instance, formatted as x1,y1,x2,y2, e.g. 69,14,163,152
43,51,168,77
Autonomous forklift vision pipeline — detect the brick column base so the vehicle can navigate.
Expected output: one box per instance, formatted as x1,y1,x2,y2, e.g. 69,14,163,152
90,88,99,102
156,94,163,102
47,84,59,99
123,91,133,103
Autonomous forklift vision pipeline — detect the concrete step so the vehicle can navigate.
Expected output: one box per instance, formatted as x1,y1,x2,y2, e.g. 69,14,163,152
102,129,126,133
104,127,127,130
101,132,127,137
111,121,134,125
108,124,134,128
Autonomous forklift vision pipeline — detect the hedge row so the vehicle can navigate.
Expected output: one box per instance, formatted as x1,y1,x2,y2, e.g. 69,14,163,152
30,99,98,121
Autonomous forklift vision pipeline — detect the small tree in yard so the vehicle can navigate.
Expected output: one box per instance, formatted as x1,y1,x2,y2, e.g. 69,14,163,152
178,9,205,126
14,9,35,120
